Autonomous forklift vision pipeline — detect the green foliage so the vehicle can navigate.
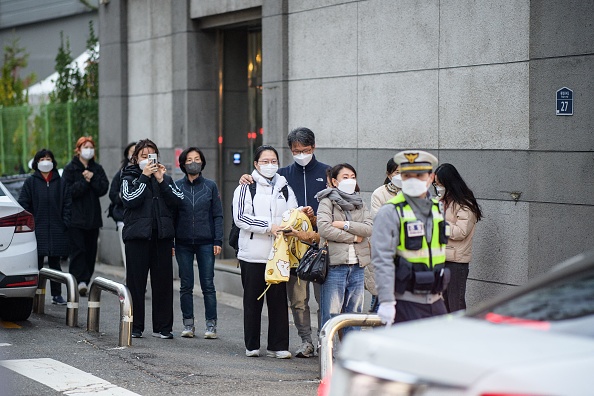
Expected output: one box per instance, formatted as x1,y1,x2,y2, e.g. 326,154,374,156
0,35,36,106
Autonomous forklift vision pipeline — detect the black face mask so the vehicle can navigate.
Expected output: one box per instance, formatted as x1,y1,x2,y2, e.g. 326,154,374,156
186,162,202,175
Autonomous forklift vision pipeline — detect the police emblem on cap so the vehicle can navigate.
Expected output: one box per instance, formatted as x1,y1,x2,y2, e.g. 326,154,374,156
404,153,419,163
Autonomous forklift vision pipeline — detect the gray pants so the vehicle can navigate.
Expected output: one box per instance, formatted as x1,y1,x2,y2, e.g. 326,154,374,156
287,273,321,343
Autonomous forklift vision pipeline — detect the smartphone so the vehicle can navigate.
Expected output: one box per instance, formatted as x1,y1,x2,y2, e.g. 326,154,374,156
282,229,292,233
148,153,157,165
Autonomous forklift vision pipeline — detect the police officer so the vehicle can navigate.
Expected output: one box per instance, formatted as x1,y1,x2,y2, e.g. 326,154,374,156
371,150,450,325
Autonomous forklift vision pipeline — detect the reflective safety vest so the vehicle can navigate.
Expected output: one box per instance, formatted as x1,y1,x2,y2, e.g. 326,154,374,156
387,193,447,269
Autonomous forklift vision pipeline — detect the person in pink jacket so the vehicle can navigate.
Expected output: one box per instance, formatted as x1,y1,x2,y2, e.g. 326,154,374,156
434,163,482,312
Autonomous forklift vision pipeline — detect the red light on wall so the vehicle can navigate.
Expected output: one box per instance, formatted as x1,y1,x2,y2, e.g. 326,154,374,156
218,136,223,144
259,127,263,135
247,132,257,139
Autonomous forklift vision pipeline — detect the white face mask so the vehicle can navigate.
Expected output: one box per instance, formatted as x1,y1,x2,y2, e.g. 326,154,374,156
38,160,54,173
293,153,313,167
80,147,95,160
391,174,402,189
139,159,149,170
436,185,446,196
401,177,429,197
258,164,278,178
337,179,357,194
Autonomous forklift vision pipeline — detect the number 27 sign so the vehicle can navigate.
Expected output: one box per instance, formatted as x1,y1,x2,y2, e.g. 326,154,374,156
556,87,573,116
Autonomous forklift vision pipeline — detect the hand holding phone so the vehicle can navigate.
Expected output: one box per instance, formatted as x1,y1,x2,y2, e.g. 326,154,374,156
148,153,158,165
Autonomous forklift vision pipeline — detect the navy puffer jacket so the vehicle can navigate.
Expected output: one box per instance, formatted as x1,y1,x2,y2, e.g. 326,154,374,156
17,169,71,257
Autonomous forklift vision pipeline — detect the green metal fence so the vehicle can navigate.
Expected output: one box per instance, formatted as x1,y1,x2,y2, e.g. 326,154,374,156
0,100,98,175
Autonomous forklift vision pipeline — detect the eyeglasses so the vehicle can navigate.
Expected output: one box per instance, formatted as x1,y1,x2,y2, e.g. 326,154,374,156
257,160,278,165
291,147,313,155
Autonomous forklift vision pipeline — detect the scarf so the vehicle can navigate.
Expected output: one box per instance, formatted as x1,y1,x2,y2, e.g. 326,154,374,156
315,187,363,213
385,182,399,194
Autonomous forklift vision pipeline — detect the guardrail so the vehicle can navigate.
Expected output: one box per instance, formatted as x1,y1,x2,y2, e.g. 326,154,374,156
318,313,383,380
87,277,133,347
33,268,79,327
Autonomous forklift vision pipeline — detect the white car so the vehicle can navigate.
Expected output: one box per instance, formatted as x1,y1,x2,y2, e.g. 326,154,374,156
326,250,594,396
0,181,38,321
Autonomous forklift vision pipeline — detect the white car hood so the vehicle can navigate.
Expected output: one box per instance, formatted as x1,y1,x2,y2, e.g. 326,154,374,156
338,316,594,387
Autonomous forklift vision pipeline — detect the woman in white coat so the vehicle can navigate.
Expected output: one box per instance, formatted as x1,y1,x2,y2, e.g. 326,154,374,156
233,145,298,359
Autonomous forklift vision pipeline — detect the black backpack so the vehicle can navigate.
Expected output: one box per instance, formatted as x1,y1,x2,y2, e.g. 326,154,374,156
228,183,288,254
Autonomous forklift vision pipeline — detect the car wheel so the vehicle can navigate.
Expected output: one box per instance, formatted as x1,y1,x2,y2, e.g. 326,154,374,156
0,297,33,321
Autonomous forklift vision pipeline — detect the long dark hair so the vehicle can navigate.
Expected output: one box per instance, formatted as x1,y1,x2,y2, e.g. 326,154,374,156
383,158,398,185
120,142,136,169
330,163,360,192
435,163,482,221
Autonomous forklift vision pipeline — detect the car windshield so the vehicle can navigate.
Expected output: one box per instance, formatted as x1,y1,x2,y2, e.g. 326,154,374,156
474,269,594,338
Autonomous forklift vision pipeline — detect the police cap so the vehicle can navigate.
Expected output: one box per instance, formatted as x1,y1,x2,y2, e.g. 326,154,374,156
393,150,438,174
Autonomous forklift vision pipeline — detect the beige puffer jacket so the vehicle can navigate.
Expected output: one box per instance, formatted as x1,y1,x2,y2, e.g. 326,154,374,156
443,201,478,263
317,197,373,267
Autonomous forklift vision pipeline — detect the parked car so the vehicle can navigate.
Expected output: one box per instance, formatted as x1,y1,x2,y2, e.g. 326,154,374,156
326,249,594,396
0,181,38,321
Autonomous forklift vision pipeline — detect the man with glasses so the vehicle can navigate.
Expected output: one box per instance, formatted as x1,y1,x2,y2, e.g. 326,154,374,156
240,127,329,358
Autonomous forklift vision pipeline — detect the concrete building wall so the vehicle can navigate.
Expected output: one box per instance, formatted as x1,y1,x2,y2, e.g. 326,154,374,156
97,0,594,306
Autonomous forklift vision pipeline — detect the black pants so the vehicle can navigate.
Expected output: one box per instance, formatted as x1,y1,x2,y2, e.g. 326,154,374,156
68,227,99,285
38,256,62,297
443,261,469,313
394,299,448,324
125,237,174,334
240,260,289,351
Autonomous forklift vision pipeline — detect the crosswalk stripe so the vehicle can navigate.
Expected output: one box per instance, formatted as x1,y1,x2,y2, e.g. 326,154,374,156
0,358,141,395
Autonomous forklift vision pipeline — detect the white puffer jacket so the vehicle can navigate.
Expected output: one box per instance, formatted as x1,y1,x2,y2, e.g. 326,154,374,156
233,170,298,263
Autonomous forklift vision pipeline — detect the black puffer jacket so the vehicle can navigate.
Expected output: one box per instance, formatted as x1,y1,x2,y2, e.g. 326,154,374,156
62,156,109,229
17,169,71,256
120,165,184,241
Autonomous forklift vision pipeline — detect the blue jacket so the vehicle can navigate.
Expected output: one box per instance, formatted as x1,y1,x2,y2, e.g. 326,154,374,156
174,175,224,247
278,155,329,214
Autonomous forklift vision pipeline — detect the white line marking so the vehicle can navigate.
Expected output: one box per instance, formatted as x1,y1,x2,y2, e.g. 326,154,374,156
0,358,141,395
0,343,11,347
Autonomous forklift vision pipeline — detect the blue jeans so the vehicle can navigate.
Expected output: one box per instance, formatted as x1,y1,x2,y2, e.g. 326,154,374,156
320,264,364,337
176,243,217,322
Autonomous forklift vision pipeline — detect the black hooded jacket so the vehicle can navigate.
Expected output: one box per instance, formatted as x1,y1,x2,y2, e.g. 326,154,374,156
62,156,109,229
120,165,184,241
17,169,71,256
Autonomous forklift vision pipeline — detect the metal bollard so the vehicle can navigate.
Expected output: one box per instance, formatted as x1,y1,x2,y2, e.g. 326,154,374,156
33,268,79,327
87,277,133,347
318,313,383,380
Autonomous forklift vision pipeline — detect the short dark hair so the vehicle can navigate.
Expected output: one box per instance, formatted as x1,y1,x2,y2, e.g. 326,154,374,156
329,163,360,192
287,127,315,149
121,142,137,169
179,147,207,175
32,148,58,171
254,145,279,163
131,139,159,165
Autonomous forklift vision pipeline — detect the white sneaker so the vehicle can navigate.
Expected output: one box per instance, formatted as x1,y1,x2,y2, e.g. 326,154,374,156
78,282,88,297
181,325,195,338
266,350,292,359
245,349,260,357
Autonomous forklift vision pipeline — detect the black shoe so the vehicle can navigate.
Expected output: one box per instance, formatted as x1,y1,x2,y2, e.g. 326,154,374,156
131,331,143,338
152,331,173,339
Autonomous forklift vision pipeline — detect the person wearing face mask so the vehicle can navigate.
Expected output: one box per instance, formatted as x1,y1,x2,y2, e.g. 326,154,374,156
62,136,109,296
233,145,298,358
108,142,136,269
18,149,72,305
120,139,184,339
316,163,373,337
372,150,450,325
434,163,482,313
239,127,329,358
174,147,223,339
367,159,401,312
